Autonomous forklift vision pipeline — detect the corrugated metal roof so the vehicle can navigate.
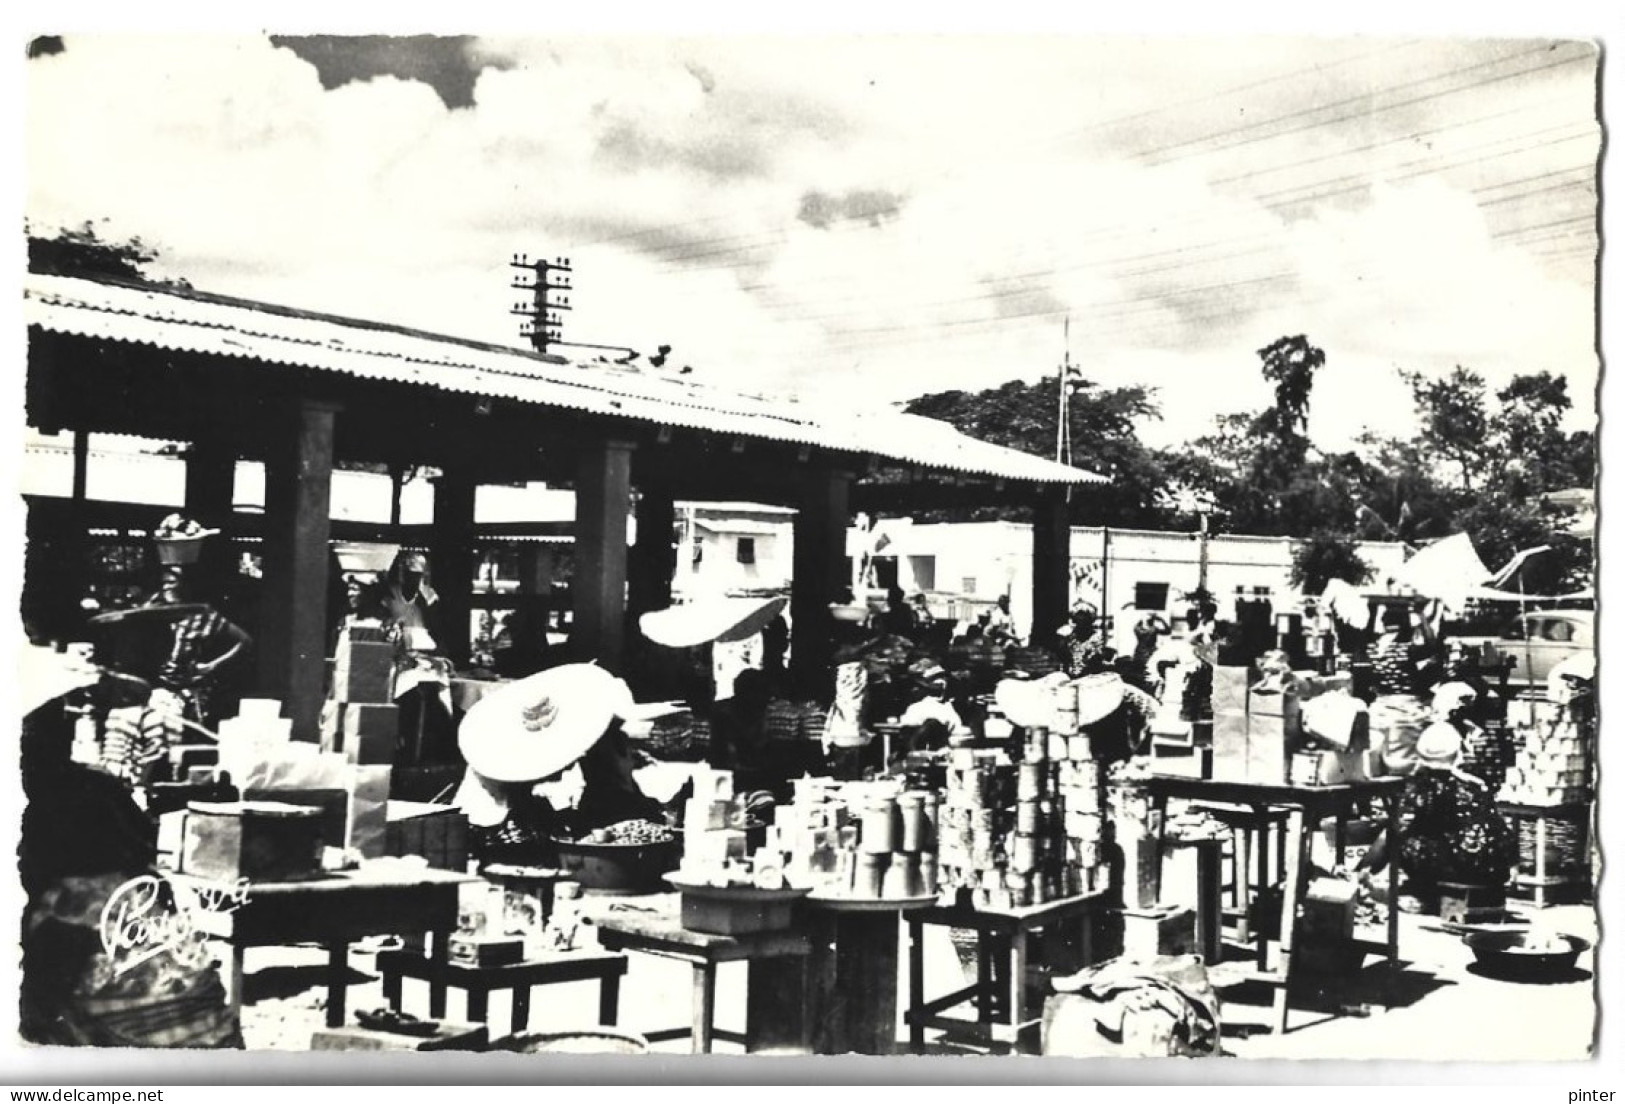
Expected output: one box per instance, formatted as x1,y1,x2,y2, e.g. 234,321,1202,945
695,518,785,536
25,273,1104,487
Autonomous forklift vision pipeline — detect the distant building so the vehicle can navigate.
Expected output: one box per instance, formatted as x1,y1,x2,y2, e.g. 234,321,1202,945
671,502,796,599
859,520,1410,641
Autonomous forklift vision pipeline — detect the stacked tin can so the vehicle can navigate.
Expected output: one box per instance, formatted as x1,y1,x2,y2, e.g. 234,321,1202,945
935,681,1111,909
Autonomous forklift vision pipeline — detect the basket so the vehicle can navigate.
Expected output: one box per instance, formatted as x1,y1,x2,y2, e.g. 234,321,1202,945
154,537,207,566
333,541,401,574
1517,818,1587,872
500,1029,650,1055
1464,932,1588,981
552,837,681,894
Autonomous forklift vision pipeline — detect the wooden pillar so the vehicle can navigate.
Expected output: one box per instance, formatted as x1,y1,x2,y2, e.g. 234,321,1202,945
573,440,635,672
790,466,850,684
257,399,339,742
1031,491,1071,643
185,437,238,599
71,431,89,502
628,484,676,617
430,471,477,667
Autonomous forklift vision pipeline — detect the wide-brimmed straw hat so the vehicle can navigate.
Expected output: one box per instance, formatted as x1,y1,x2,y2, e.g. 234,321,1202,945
1414,721,1464,769
1074,672,1129,726
1431,681,1477,717
458,663,634,784
19,643,101,716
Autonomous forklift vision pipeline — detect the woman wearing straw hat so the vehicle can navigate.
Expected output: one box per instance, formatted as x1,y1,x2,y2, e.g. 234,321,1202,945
1356,682,1516,904
453,663,664,867
1073,671,1159,767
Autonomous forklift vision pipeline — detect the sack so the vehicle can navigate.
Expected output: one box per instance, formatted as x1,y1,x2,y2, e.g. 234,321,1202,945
1044,954,1221,1058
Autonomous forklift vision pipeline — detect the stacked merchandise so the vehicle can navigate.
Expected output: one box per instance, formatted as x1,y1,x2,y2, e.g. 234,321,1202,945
936,684,1111,909
321,628,399,769
1458,713,1514,793
756,778,940,900
676,769,759,882
1496,698,1592,806
1496,698,1594,901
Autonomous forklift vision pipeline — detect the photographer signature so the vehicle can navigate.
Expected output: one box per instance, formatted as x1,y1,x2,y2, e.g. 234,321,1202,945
98,874,250,978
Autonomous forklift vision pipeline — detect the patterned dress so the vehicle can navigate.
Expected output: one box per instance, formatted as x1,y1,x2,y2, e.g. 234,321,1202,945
158,608,238,725
1396,768,1518,888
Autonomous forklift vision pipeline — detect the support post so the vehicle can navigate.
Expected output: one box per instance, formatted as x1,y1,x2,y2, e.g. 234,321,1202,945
790,466,850,684
430,471,477,667
573,440,635,672
1031,491,1070,643
70,430,89,502
628,483,676,618
184,436,238,599
257,399,339,742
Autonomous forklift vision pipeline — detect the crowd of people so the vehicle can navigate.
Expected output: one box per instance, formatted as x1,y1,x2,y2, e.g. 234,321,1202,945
700,585,1196,804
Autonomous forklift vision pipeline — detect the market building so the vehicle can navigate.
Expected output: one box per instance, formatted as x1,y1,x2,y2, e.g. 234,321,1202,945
18,268,1598,1060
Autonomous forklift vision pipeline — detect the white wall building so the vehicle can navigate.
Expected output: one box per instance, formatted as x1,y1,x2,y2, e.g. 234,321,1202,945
869,520,1411,640
671,502,796,599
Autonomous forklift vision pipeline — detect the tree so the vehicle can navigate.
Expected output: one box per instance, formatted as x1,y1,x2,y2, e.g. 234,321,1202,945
1403,366,1489,491
1380,366,1595,593
1160,334,1333,537
27,219,191,289
902,377,1171,526
1291,530,1374,595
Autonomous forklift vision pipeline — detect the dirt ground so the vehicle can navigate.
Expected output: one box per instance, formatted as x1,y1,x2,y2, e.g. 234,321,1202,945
235,897,1596,1062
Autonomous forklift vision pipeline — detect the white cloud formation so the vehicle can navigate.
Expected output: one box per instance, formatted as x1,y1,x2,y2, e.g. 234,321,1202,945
24,33,1600,454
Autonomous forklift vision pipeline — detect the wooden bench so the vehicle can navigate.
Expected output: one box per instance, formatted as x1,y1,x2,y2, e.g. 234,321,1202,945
378,948,627,1035
592,910,811,1054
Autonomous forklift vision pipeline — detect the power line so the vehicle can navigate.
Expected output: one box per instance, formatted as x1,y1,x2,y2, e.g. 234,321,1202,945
630,113,1595,298
732,151,1596,330
565,38,1423,254
1139,42,1580,165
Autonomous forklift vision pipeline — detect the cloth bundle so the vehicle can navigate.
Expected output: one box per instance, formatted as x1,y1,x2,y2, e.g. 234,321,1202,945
1046,954,1222,1059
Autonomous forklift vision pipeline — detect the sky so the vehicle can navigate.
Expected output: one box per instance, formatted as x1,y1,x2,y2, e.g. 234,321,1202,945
20,31,1603,452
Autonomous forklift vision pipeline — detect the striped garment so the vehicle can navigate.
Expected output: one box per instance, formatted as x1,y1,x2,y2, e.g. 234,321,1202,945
159,608,233,722
99,701,181,787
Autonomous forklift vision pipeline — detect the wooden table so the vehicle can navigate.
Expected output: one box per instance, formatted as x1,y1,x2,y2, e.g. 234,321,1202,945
1143,775,1405,1034
904,892,1106,1054
378,947,627,1035
592,906,811,1054
801,896,936,1055
181,865,475,1029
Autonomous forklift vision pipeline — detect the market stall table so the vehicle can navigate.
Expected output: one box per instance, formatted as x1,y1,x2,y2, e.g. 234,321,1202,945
802,895,936,1055
377,947,627,1034
450,676,510,715
179,864,476,1029
904,891,1107,1054
591,904,812,1054
1143,775,1405,1034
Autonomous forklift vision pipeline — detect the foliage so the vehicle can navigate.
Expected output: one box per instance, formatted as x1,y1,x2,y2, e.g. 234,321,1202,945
902,377,1172,526
1291,531,1373,595
27,219,192,289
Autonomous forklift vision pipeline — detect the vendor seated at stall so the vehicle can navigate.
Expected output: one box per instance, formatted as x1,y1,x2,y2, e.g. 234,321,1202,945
454,663,664,868
889,659,964,767
1356,682,1516,904
1075,671,1159,766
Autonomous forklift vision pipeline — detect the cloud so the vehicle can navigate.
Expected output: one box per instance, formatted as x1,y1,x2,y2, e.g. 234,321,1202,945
23,34,1599,458
271,35,505,110
796,187,906,229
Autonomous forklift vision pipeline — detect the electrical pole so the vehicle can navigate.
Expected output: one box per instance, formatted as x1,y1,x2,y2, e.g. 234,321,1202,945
509,253,573,354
